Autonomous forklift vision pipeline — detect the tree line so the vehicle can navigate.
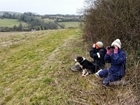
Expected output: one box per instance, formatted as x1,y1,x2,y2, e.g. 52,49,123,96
0,12,82,32
42,14,82,22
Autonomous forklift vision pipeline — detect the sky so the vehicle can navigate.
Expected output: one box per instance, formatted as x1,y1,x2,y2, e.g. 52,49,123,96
0,0,85,15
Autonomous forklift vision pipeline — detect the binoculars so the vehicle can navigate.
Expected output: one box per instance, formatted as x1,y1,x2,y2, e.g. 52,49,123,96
107,46,115,49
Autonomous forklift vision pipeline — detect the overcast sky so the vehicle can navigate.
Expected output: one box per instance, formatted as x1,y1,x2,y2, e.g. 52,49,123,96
0,0,85,15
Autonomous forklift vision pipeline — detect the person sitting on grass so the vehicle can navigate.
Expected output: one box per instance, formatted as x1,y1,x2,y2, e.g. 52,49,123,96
70,41,106,72
95,39,126,86
89,41,106,71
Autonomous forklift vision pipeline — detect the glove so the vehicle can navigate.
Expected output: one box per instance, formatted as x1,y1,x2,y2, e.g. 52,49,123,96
93,44,96,48
106,47,111,55
114,46,118,54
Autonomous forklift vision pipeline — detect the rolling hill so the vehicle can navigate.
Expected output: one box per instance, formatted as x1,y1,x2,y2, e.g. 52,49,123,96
0,18,27,27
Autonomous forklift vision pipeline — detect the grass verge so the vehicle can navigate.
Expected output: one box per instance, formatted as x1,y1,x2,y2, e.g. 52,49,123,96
0,29,139,105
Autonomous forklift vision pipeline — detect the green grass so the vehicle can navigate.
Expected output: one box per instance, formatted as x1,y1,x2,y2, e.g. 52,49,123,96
0,19,27,27
0,29,82,104
0,29,138,105
58,22,81,28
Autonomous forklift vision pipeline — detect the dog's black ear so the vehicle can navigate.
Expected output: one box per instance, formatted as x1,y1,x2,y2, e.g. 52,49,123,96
76,56,83,62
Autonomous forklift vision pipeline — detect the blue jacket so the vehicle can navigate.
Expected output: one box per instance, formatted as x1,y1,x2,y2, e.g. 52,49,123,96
104,49,126,77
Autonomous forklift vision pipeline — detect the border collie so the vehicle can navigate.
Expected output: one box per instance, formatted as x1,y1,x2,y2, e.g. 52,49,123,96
75,56,97,76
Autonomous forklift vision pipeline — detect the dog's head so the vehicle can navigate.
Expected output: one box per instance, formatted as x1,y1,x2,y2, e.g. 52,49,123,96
75,56,86,63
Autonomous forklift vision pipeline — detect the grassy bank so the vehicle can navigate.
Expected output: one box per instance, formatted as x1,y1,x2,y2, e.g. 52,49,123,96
0,29,139,105
0,29,83,104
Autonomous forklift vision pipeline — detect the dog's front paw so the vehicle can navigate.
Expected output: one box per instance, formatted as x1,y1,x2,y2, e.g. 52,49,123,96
85,72,90,76
82,74,87,77
82,69,87,76
82,69,89,77
82,73,89,76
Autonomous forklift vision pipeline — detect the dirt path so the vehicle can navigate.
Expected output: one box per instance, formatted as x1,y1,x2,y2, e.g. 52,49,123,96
41,35,74,70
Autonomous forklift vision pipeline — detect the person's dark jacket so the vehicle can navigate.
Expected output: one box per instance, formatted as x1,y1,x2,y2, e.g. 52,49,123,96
90,47,106,69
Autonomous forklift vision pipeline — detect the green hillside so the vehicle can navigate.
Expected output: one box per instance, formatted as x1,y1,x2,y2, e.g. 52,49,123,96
0,19,27,27
0,29,138,105
43,18,81,28
58,22,81,28
43,18,54,22
0,12,82,31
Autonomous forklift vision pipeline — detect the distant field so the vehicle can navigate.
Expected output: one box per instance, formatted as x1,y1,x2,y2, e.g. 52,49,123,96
0,18,81,29
43,18,81,28
58,22,81,28
0,19,27,27
43,18,54,22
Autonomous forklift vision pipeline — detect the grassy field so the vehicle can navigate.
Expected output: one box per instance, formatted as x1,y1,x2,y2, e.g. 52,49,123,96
0,19,27,27
0,18,80,29
43,18,81,28
58,22,81,28
43,18,54,22
0,29,139,105
0,17,57,28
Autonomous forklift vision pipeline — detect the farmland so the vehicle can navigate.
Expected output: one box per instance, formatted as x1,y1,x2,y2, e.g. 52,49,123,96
0,19,27,27
58,21,81,28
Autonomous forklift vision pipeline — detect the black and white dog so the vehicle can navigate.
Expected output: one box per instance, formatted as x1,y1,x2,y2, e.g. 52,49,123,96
75,56,97,76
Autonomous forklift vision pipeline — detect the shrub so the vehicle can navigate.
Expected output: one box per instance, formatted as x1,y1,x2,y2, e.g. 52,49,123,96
82,0,140,52
82,0,140,99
